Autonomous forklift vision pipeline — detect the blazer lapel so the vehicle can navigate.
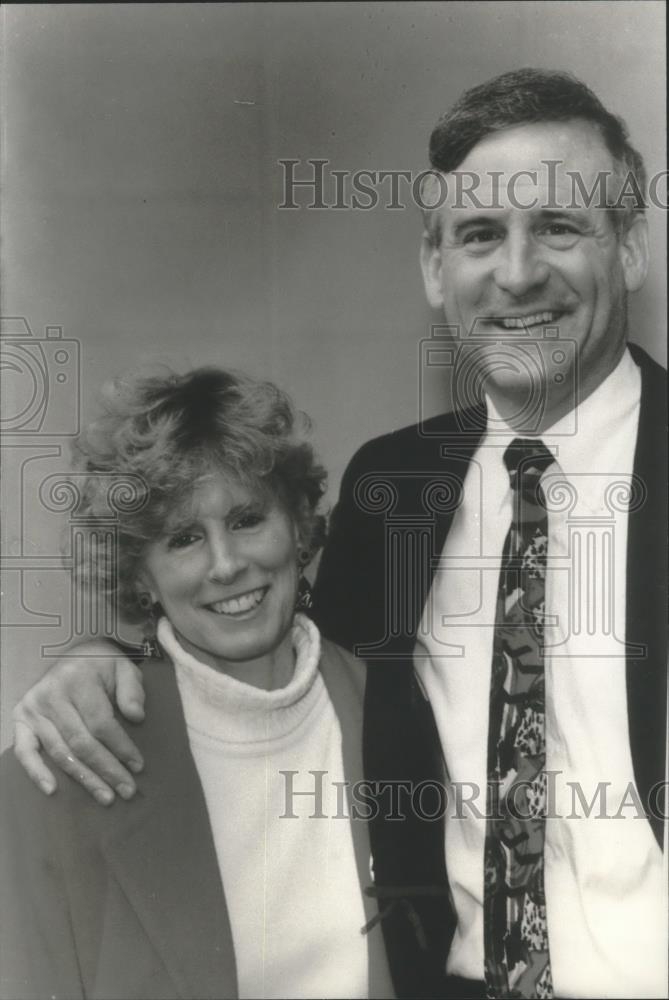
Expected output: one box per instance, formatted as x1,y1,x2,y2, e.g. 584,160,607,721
319,642,396,999
100,660,239,998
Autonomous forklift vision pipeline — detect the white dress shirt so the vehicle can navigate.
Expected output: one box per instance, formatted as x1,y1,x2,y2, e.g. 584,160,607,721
414,349,667,998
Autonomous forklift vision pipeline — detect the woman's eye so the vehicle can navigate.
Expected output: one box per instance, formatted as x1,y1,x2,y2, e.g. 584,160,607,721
167,532,200,550
233,511,265,530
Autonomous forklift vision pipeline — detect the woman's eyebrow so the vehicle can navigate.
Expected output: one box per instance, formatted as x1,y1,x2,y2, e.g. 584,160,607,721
226,498,266,518
161,514,196,535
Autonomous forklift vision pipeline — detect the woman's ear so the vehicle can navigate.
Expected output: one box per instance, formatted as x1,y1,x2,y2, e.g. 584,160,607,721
136,572,157,606
291,501,309,551
296,535,311,569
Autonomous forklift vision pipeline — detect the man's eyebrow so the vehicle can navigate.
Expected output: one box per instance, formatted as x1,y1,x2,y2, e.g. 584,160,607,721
536,208,589,222
448,208,592,238
451,215,504,237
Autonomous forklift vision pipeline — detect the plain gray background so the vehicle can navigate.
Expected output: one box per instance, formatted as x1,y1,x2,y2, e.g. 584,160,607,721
1,2,666,745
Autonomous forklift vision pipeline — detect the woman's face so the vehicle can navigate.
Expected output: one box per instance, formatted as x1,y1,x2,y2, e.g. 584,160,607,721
139,471,301,687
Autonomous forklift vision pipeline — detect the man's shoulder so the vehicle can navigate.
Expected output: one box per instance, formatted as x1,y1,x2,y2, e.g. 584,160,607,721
629,342,667,391
344,404,485,478
629,343,667,456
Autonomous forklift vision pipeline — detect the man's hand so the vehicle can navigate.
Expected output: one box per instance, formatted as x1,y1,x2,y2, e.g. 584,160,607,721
12,642,146,805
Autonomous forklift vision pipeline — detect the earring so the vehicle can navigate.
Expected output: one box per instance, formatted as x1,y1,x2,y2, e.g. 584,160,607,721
138,591,161,659
295,574,313,613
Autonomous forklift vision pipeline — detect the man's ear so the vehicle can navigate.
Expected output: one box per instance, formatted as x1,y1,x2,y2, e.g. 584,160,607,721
619,214,649,293
420,233,445,309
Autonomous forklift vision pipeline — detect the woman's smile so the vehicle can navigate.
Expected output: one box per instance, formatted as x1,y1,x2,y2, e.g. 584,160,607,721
204,585,270,618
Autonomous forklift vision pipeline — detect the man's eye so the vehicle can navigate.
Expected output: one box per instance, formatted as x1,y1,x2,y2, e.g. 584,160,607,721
463,229,500,244
541,223,578,235
167,532,200,550
538,223,581,247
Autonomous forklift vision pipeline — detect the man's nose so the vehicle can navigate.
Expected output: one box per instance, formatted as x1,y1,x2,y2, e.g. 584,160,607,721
207,534,247,582
493,232,549,297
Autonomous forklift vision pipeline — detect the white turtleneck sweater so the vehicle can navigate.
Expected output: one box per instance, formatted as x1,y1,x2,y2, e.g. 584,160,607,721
157,613,385,1000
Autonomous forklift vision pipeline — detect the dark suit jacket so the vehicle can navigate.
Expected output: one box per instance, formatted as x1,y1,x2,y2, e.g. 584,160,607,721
0,641,393,1000
312,343,668,997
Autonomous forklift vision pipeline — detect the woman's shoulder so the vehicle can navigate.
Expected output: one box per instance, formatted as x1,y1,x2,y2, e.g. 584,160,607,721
320,635,367,674
318,635,366,711
0,741,87,851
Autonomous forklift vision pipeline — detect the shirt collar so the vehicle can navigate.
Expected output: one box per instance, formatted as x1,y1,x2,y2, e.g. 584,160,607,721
482,347,641,513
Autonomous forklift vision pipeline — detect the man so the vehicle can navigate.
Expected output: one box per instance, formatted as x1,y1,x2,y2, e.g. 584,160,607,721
9,70,668,998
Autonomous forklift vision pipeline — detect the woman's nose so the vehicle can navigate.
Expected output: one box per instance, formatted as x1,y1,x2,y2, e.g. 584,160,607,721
207,534,247,582
493,233,549,297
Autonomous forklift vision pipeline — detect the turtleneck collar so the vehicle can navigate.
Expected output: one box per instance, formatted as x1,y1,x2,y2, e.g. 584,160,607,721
157,613,327,748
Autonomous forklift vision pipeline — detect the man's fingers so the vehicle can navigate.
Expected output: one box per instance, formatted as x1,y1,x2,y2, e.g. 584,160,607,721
16,717,116,806
13,721,57,796
71,672,144,775
53,701,140,797
82,711,144,777
114,658,146,724
10,646,146,801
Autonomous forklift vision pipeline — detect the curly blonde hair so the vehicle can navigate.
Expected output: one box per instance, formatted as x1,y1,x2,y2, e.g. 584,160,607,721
72,367,327,624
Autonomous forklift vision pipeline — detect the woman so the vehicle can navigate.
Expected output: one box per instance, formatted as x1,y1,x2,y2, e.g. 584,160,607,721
0,367,395,1000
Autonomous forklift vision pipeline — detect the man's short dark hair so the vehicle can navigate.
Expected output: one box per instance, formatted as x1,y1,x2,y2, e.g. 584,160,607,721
423,67,647,244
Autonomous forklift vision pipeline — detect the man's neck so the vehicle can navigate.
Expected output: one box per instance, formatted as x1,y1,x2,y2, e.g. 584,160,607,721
487,349,627,435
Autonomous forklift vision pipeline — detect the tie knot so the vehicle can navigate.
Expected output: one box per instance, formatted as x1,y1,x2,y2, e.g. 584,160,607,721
503,437,554,489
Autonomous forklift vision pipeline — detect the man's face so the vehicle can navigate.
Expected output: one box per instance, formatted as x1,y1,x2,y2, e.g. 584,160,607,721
420,121,648,427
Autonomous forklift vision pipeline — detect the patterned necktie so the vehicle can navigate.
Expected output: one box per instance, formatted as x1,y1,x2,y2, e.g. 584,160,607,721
484,438,555,1000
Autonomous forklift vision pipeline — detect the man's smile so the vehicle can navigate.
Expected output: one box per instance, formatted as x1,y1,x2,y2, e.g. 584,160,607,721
483,310,564,330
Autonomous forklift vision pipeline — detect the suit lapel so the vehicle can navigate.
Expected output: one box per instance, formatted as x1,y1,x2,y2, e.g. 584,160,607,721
99,660,239,998
420,406,487,609
625,346,668,849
